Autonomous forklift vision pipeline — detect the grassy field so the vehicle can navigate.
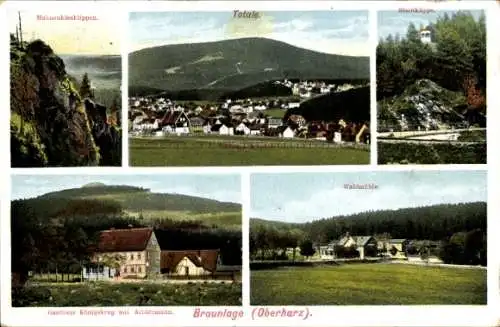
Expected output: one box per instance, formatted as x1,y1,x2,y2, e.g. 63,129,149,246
130,136,369,166
251,264,486,305
264,108,287,118
13,282,242,307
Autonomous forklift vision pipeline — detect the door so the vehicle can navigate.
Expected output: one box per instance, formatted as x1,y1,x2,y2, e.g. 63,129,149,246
184,266,189,276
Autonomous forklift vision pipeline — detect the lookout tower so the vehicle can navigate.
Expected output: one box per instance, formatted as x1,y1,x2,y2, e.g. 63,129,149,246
420,29,432,44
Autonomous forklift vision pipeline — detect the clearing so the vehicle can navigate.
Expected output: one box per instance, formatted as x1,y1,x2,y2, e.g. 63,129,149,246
130,136,369,166
250,263,486,305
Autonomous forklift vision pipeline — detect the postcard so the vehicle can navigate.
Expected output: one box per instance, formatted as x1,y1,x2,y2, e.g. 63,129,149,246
0,1,499,327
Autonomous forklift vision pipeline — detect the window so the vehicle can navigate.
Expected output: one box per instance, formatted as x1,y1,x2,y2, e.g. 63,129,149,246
131,267,135,273
138,254,141,260
138,266,142,273
130,254,134,260
124,267,127,273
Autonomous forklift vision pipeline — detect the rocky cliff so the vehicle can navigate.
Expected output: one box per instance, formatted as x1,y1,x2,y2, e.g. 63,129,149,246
10,39,121,167
377,79,485,132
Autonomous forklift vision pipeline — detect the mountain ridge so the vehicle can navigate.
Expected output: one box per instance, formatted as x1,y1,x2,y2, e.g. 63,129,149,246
129,37,369,95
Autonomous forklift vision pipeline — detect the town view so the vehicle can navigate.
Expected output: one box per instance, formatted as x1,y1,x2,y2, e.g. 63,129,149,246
128,11,371,166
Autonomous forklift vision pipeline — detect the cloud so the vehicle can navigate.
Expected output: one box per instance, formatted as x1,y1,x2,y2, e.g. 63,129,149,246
130,12,370,56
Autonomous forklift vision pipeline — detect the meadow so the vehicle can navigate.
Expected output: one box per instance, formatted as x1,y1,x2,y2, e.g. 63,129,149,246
130,136,369,166
13,281,242,307
250,263,486,305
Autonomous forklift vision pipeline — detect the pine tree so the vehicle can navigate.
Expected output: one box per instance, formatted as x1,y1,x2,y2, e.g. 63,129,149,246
406,23,419,42
80,73,92,99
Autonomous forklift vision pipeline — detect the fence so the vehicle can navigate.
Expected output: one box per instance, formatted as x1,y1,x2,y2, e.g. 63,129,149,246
132,135,370,150
162,271,240,281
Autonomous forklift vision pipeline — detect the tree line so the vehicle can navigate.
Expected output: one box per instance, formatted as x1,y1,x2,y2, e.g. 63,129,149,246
377,10,486,110
250,202,486,265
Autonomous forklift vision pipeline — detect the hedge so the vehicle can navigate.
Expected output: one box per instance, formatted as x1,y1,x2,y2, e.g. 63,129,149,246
378,141,486,164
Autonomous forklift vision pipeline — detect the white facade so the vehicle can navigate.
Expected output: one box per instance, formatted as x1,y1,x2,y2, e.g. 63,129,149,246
203,124,212,134
218,125,234,136
334,132,342,143
172,257,210,276
420,30,432,44
175,127,189,134
282,127,295,138
235,123,250,135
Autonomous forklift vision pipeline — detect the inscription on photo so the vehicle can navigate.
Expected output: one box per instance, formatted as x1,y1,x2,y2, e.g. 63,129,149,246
344,183,378,190
251,307,311,320
233,10,261,19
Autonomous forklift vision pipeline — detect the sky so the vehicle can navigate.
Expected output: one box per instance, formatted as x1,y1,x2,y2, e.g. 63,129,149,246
378,9,484,41
250,171,487,223
129,11,370,56
8,10,120,55
11,174,241,203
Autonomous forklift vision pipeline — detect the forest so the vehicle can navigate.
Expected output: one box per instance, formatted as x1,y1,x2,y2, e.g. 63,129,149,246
377,11,486,112
11,197,242,285
250,202,486,265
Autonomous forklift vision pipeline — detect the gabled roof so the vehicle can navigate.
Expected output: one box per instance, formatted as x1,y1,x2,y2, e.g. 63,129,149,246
95,228,153,252
337,235,374,247
161,110,189,125
353,236,374,247
161,250,220,272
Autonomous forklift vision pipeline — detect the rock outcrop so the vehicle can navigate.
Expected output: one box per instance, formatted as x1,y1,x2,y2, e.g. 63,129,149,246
378,79,485,132
10,39,121,167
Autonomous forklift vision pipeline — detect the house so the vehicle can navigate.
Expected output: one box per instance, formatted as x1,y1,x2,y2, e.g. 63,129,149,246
287,114,306,127
82,227,161,280
317,242,336,260
249,124,262,135
337,233,378,259
160,250,221,277
235,122,251,135
267,117,282,129
190,116,205,133
160,109,191,134
202,121,212,134
211,123,234,135
279,126,295,138
386,239,409,257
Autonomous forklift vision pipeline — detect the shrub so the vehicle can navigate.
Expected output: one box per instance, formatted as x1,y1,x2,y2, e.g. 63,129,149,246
378,141,486,164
